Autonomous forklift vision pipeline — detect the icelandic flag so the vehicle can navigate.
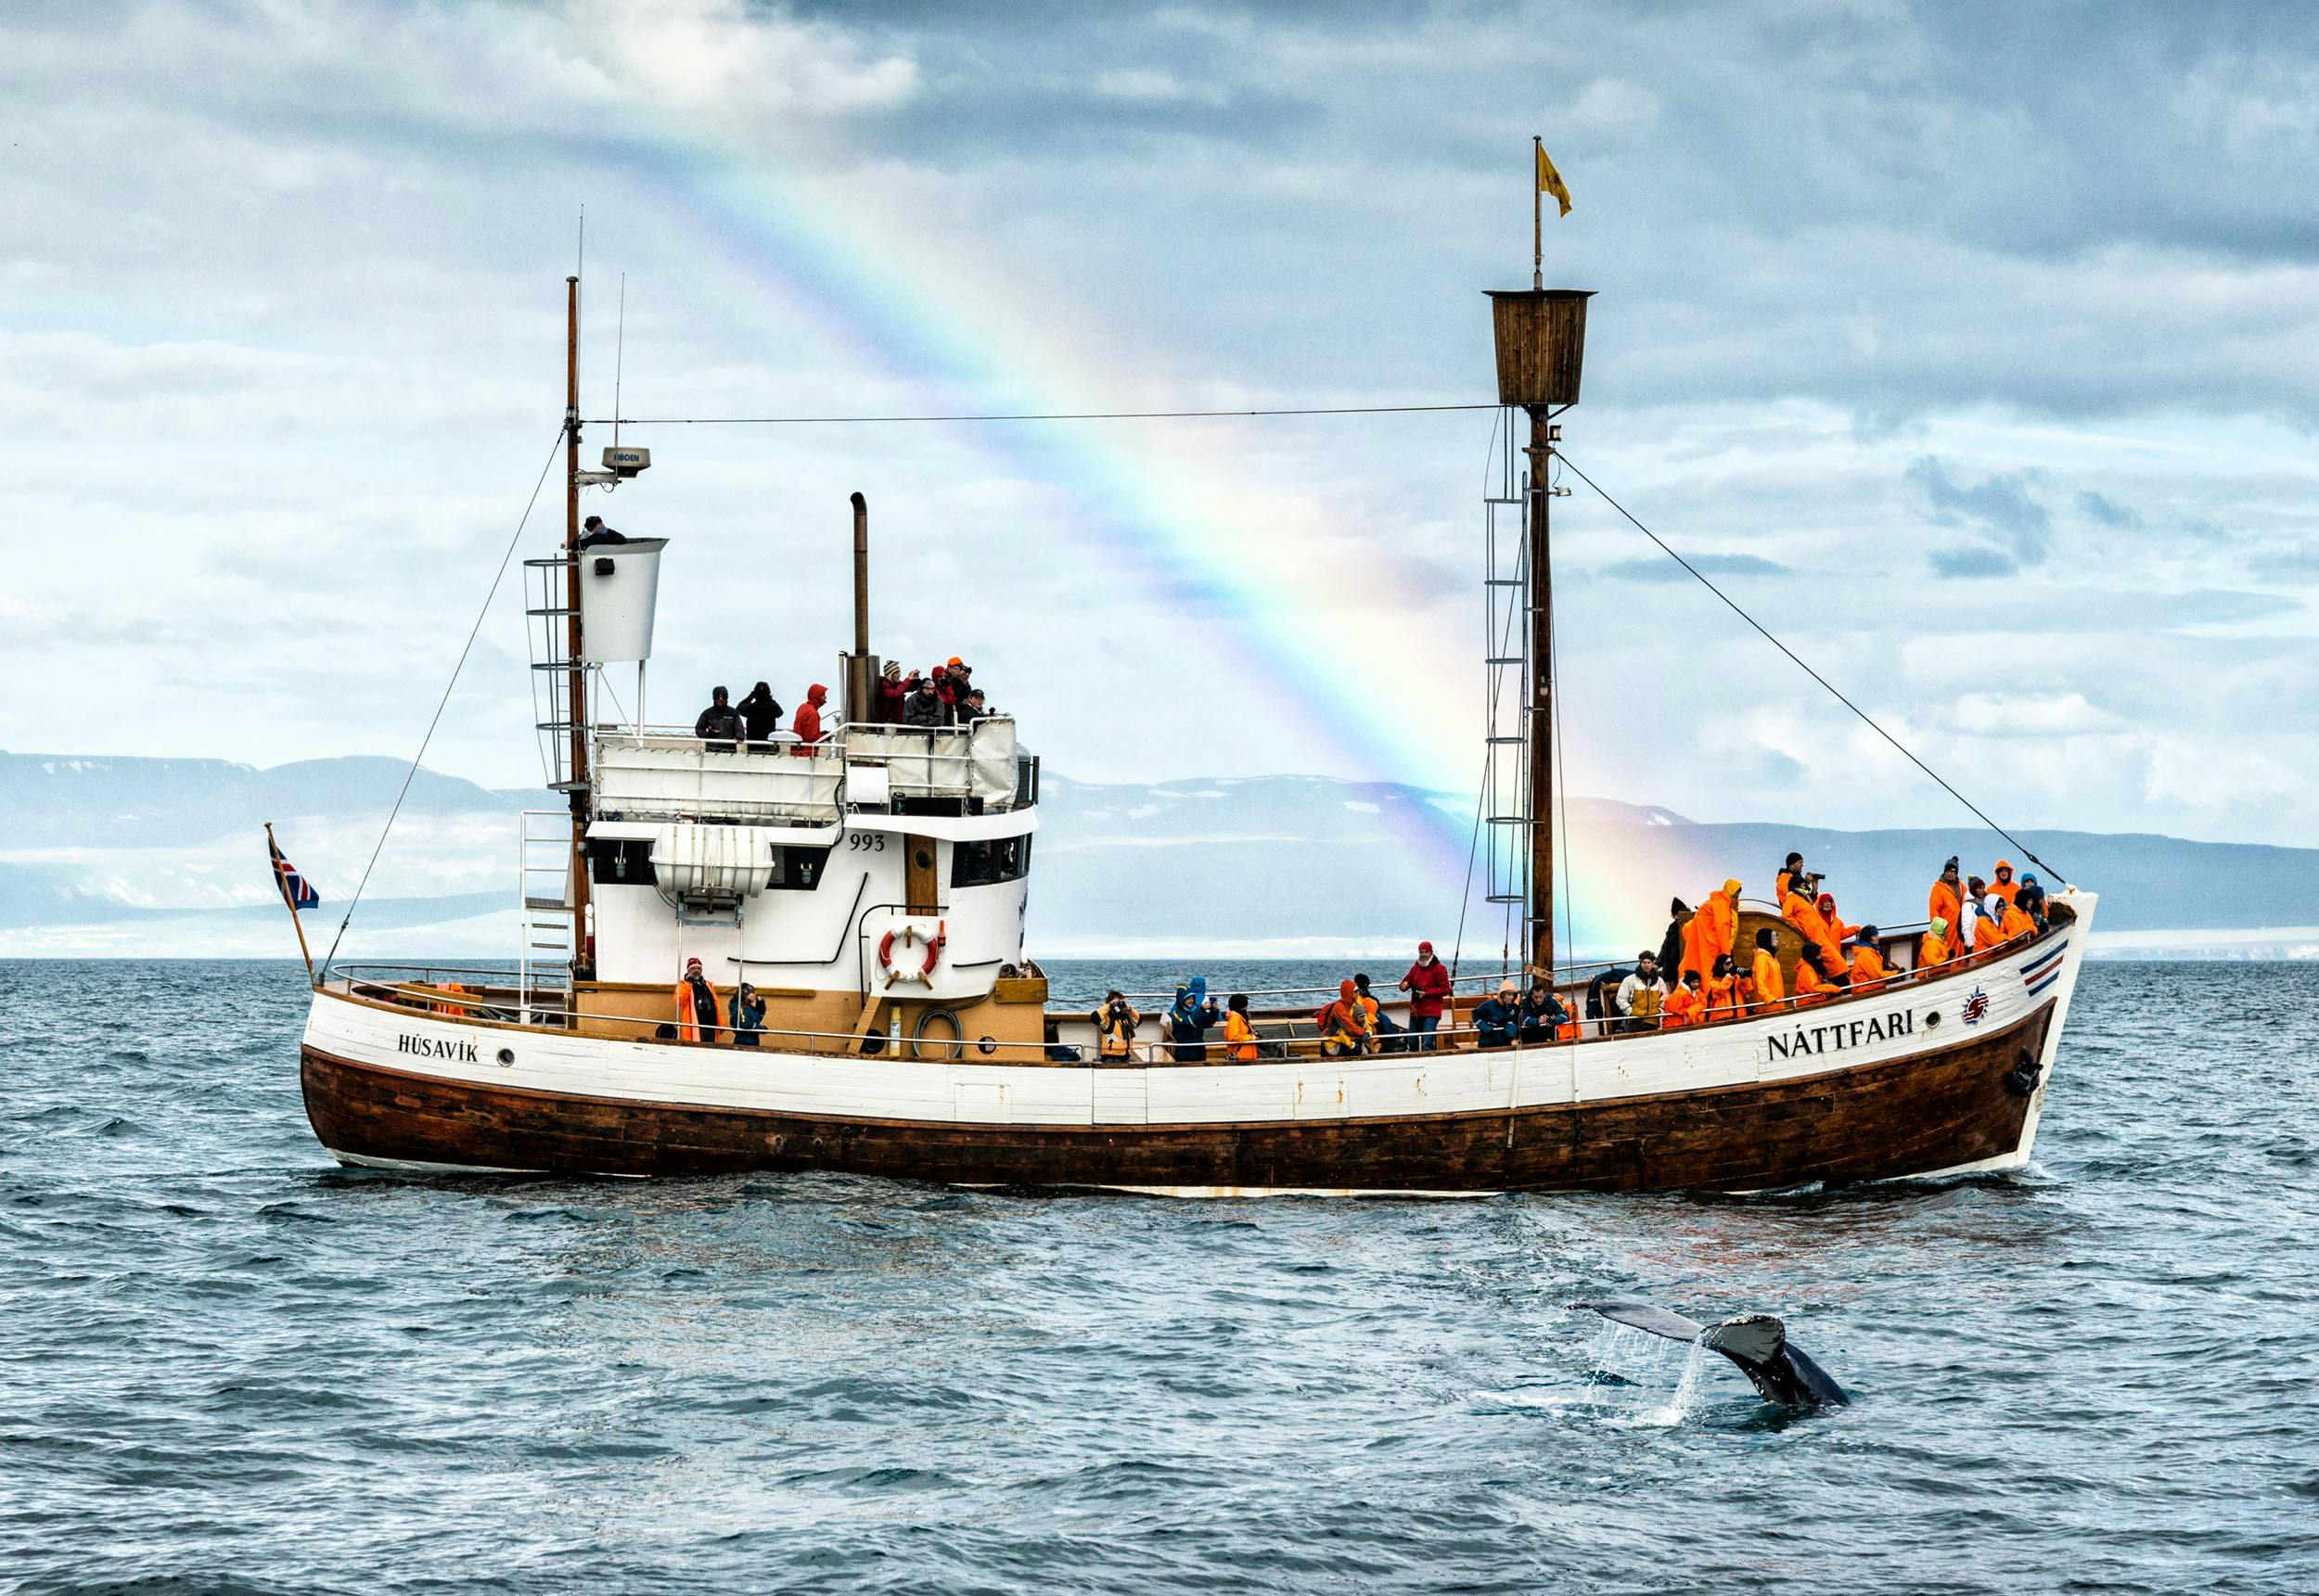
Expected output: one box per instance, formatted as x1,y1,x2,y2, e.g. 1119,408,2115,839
270,835,321,912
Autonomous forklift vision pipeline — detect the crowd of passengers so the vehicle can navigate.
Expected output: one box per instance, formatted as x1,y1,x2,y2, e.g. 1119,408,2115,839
688,659,995,757
1081,851,2056,1061
589,513,997,752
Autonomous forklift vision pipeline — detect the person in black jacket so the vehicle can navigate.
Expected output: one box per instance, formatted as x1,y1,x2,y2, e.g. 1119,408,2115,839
1585,965,1631,1037
736,682,784,747
694,686,744,750
1657,899,1691,991
902,675,946,728
1518,977,1570,1044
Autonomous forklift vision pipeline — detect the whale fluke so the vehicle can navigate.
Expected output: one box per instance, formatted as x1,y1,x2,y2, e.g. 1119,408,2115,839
1574,1299,1851,1410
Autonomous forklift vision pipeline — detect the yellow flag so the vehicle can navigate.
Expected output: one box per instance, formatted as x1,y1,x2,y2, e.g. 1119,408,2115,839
1536,143,1572,217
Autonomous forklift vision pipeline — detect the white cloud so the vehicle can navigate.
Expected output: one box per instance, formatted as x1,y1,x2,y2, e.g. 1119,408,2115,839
4,0,2317,851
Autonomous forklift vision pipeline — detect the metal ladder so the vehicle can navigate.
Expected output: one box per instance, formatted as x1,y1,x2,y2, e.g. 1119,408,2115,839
1481,460,1533,919
523,553,589,797
518,810,576,1026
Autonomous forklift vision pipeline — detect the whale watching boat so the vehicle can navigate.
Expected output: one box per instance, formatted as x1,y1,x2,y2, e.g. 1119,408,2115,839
291,262,2095,1194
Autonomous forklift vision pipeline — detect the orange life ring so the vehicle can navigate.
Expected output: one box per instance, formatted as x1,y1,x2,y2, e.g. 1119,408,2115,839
877,921,946,987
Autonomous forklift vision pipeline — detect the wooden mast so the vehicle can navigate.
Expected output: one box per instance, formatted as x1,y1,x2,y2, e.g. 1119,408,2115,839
564,274,592,972
1525,406,1554,978
1487,151,1591,981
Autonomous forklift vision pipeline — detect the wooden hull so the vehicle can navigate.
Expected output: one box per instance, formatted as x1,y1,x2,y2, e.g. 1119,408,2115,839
300,904,2091,1194
300,996,2059,1195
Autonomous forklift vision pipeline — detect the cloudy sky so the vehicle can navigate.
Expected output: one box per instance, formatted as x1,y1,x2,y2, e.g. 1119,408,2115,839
6,0,2315,846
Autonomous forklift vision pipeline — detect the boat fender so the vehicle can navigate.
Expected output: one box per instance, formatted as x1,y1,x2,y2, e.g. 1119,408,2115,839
2003,1045,2042,1098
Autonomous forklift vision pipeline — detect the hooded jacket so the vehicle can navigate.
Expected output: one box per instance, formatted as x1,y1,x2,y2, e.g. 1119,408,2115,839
1848,941,1890,992
1750,947,1785,1011
1815,893,1858,943
1990,862,2020,907
1315,979,1373,1053
737,684,784,743
1685,882,1741,980
1929,875,1966,955
902,683,945,728
1169,977,1219,1041
1660,984,1703,1028
1781,887,1845,974
695,700,744,743
790,684,828,753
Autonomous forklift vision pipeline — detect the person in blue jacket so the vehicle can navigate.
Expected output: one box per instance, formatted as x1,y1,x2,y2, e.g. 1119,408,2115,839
1167,977,1223,1063
1472,980,1519,1050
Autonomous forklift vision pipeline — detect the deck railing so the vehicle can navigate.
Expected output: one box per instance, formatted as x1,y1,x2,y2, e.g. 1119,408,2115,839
587,716,1025,819
330,920,2056,1068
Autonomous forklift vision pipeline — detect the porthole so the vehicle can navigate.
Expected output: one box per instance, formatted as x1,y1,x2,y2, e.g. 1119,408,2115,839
978,1036,1000,1055
913,848,934,871
495,1046,516,1066
1923,1011,1941,1029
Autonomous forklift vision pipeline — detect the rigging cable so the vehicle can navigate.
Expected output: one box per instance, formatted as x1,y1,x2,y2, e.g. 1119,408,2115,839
1554,452,2069,886
320,426,568,975
583,402,1496,426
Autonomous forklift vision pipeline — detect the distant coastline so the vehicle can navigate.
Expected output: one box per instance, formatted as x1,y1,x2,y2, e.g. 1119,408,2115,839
6,750,2316,961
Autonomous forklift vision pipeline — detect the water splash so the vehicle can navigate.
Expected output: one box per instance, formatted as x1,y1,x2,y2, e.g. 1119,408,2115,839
1582,1321,1711,1427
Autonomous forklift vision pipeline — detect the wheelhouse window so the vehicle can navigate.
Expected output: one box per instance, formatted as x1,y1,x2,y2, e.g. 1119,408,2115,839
951,835,1031,888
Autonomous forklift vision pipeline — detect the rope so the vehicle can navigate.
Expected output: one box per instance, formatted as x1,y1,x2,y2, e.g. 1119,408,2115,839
583,402,1495,427
1555,453,2069,886
320,428,567,974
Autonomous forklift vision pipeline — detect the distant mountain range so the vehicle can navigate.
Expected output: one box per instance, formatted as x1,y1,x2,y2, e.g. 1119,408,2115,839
2,749,2313,960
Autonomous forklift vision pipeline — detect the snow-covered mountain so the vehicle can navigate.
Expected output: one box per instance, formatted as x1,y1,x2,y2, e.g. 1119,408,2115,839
4,750,2315,959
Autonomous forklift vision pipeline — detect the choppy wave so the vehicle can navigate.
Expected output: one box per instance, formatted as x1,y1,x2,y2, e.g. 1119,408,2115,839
0,958,2315,1592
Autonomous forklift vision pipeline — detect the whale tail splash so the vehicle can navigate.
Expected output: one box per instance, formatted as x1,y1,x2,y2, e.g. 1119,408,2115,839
1575,1299,1851,1410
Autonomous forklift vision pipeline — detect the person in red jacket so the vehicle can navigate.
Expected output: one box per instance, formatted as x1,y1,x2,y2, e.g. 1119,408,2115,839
1398,939,1454,1053
789,683,827,755
873,661,909,725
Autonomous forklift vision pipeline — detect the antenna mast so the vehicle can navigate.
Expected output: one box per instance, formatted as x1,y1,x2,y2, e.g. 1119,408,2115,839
564,272,593,972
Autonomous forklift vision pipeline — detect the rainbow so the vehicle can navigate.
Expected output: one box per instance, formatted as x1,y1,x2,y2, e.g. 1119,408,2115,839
573,133,1665,955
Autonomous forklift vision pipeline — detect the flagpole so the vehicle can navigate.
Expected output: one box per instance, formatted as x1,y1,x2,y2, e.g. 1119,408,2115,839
267,822,317,985
1532,134,1544,290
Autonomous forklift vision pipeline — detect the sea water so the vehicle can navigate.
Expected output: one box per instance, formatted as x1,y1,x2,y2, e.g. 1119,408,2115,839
1,959,2313,1593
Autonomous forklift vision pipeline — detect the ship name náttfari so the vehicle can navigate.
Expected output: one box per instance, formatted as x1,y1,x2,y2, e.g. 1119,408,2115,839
1767,1009,1915,1063
398,1033,480,1064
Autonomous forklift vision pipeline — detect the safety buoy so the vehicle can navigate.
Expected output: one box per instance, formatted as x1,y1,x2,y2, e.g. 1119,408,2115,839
878,920,947,988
